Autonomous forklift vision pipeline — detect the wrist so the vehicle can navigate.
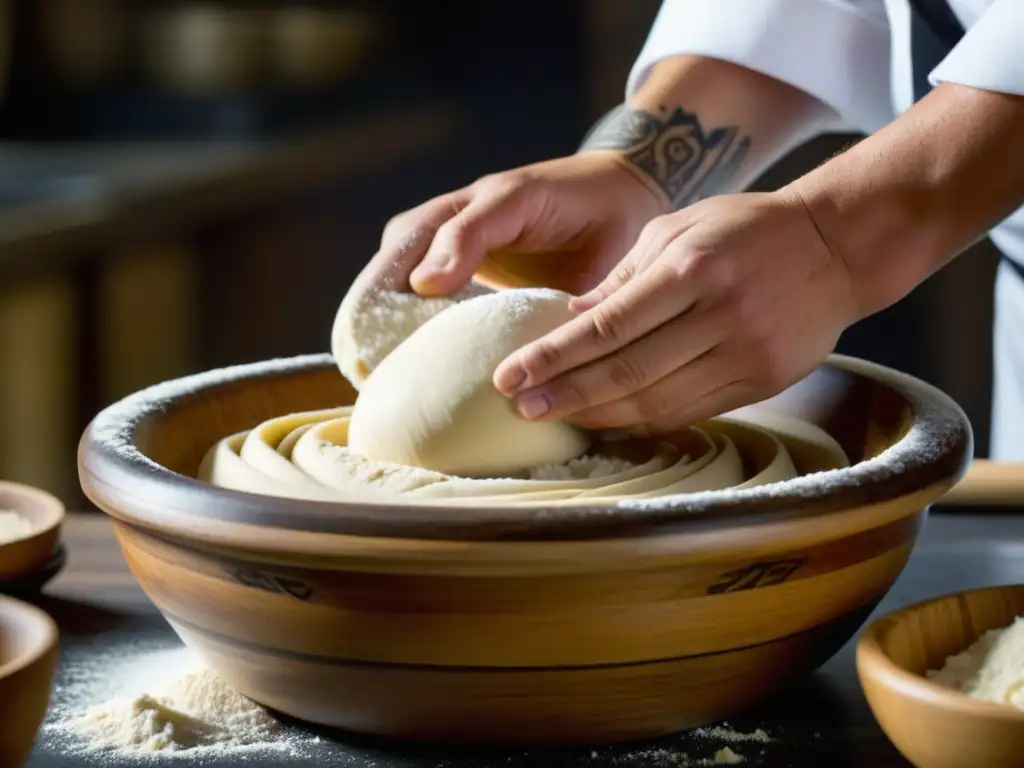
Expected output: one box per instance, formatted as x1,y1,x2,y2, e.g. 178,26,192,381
782,148,967,318
598,150,673,218
779,173,926,318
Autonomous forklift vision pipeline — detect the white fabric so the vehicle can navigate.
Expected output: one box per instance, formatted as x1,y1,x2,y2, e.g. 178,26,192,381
991,261,1024,461
627,0,1024,457
929,0,1024,98
626,0,894,134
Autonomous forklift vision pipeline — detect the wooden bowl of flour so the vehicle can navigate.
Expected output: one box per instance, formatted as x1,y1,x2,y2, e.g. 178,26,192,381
0,595,59,766
858,585,1024,768
0,482,64,585
77,354,970,745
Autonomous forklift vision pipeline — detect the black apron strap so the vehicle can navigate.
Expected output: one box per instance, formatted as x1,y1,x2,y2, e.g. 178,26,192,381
907,0,965,100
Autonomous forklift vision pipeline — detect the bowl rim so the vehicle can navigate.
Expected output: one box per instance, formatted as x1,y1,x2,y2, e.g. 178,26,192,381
0,481,65,555
856,583,1024,724
0,593,59,680
78,352,972,543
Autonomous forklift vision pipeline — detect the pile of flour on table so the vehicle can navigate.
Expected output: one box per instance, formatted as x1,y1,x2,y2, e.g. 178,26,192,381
928,614,1024,708
45,642,319,762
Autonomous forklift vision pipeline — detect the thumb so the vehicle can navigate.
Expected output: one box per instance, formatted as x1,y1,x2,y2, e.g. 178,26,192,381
411,188,533,296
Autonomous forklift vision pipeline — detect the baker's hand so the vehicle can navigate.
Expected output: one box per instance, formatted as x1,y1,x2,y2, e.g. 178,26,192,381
355,153,667,297
492,191,860,432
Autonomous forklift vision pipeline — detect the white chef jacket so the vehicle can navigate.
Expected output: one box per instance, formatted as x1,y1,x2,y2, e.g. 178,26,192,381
626,0,1024,459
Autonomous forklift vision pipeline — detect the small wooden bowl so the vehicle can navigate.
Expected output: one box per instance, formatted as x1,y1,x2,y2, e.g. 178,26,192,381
0,595,59,766
858,585,1024,768
0,482,64,585
78,354,971,745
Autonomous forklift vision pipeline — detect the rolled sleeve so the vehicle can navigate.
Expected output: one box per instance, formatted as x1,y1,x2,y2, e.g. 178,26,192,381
626,0,893,133
930,0,1024,97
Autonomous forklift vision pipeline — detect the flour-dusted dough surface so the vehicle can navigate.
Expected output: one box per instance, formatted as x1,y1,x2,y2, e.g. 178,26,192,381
331,283,490,390
197,406,819,507
346,288,590,478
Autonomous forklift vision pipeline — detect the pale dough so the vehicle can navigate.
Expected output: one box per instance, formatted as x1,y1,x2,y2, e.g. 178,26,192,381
331,282,489,390
346,288,590,477
198,407,819,506
198,282,851,506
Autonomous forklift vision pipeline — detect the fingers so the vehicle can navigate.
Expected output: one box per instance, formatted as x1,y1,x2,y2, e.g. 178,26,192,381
362,191,469,293
568,350,749,431
411,179,538,296
569,215,687,312
566,255,635,314
493,254,698,397
509,304,728,421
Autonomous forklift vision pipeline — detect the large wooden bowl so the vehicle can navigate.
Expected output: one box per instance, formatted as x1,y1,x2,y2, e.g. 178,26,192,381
858,585,1024,768
78,353,971,745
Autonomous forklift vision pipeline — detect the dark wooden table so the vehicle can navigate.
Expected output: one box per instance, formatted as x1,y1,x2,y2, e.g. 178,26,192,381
25,509,1024,767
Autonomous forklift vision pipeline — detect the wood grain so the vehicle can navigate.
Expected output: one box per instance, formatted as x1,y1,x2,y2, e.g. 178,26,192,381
858,584,1024,768
49,514,141,595
941,459,1024,507
0,595,59,767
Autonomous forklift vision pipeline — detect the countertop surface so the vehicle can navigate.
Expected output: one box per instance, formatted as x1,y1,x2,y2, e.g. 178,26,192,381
24,508,1024,767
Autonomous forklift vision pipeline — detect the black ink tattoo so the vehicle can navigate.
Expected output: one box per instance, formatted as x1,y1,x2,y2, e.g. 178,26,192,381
579,104,751,210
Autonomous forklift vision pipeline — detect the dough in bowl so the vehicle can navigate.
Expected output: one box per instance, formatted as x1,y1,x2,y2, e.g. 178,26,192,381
331,281,490,390
347,288,590,477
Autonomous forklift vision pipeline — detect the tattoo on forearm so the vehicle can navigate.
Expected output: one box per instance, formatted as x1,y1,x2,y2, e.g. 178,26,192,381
579,104,751,210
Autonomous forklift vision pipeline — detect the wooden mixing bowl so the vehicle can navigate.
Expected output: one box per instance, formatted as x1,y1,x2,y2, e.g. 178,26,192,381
0,482,64,584
78,353,971,745
0,595,59,766
858,585,1024,768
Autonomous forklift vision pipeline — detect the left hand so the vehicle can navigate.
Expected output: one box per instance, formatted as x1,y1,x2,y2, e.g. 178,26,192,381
492,190,861,433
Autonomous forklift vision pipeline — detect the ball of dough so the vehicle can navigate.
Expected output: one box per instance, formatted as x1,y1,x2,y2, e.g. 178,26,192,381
347,288,590,477
331,281,489,390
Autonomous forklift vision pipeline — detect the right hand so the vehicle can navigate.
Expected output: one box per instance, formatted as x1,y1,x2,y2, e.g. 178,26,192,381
356,152,669,297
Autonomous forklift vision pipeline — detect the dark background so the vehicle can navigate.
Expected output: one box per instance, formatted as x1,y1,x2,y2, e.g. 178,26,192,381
0,0,999,506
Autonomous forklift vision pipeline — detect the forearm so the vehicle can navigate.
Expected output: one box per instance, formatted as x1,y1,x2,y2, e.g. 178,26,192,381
578,55,837,211
787,83,1024,317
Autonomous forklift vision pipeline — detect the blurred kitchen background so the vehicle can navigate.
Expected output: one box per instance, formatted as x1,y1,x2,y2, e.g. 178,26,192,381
0,0,998,506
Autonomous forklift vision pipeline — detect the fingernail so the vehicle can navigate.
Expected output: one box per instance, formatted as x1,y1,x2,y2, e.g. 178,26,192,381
412,253,452,282
516,392,551,419
568,294,594,312
494,364,526,393
410,263,451,296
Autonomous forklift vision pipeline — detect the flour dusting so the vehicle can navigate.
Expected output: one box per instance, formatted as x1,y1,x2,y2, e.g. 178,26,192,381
88,353,336,473
529,454,637,481
0,509,34,544
602,724,771,766
44,642,319,762
340,285,488,384
618,365,967,515
927,614,1024,708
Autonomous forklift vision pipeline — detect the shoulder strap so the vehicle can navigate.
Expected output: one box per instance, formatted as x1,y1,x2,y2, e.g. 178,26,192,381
906,0,965,100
